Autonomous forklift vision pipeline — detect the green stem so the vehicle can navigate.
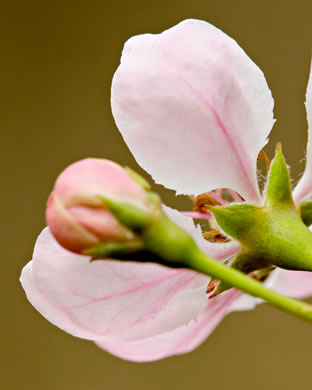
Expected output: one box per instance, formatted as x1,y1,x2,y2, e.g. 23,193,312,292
144,214,312,323
188,247,312,322
102,198,312,323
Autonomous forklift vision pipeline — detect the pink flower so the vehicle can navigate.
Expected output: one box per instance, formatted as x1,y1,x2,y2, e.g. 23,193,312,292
20,19,312,362
46,158,149,253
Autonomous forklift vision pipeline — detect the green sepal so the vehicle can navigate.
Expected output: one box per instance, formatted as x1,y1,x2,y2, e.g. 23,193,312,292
265,143,295,208
87,212,200,268
84,240,144,259
208,204,259,242
85,241,170,264
299,201,312,226
100,197,150,231
96,198,197,268
253,207,312,271
124,167,151,191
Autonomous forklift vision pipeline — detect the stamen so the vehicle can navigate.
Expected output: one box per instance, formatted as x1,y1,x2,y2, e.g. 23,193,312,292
207,191,227,205
202,230,229,243
206,279,218,293
202,230,220,238
193,192,227,214
226,188,244,202
258,150,271,173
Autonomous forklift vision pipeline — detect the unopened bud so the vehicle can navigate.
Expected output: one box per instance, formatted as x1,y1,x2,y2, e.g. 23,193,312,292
46,158,154,254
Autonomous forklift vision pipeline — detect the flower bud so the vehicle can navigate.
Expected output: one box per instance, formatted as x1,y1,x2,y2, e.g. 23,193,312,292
46,158,151,254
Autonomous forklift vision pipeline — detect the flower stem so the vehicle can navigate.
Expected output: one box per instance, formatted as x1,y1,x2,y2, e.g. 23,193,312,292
188,247,312,322
101,197,312,323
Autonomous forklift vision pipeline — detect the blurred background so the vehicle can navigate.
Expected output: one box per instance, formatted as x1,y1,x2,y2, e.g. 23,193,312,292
2,0,312,389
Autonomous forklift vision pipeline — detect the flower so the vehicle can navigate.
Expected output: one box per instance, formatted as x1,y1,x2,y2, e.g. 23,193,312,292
46,158,150,253
20,19,312,362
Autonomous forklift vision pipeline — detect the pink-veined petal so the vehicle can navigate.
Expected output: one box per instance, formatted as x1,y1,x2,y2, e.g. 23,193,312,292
20,209,244,361
20,228,211,342
111,19,274,202
95,289,242,362
293,62,312,203
20,207,239,341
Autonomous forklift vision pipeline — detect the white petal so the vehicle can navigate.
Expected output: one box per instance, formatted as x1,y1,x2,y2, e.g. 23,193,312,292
272,268,312,299
293,61,312,203
112,19,274,202
95,290,242,362
20,228,210,341
20,224,263,361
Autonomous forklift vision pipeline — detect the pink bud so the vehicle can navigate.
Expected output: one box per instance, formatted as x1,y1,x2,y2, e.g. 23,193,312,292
46,158,149,253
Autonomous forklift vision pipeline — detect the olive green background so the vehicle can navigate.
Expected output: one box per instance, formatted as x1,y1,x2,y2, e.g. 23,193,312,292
2,0,312,389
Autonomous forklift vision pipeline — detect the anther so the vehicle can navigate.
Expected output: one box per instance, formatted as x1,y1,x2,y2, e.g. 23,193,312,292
206,279,218,294
194,192,225,213
202,230,229,243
